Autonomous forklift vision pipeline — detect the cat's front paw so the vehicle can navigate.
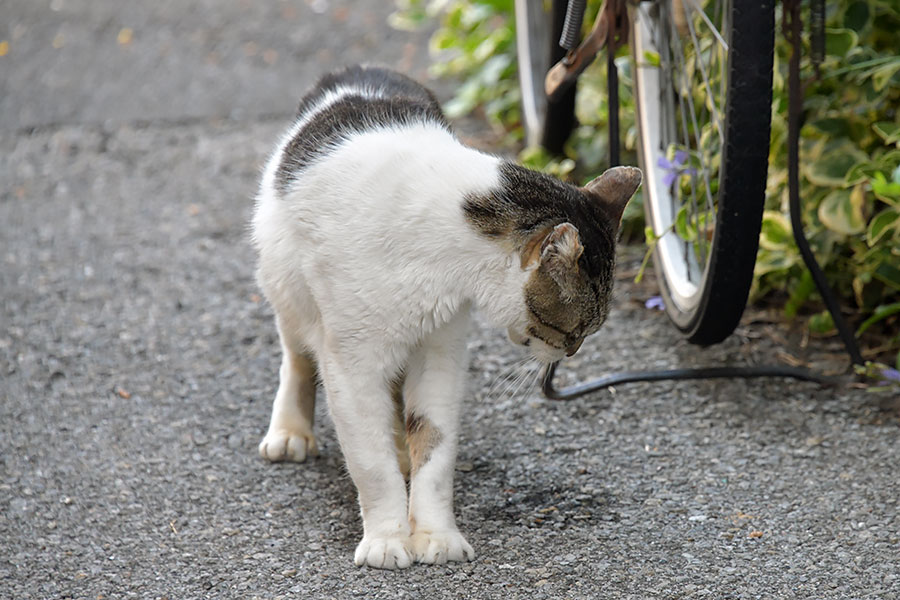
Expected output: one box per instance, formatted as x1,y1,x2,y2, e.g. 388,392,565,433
410,529,475,564
258,429,318,463
354,534,413,570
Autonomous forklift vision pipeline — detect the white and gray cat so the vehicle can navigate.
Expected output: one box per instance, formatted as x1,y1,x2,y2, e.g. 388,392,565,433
252,65,641,569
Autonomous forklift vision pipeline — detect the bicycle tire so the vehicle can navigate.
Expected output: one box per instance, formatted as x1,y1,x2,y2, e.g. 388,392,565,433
515,0,577,153
631,0,774,345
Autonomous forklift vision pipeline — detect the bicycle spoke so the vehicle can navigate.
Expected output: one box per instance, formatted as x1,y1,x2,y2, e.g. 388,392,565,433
656,0,734,274
669,18,717,230
683,2,724,141
684,0,729,51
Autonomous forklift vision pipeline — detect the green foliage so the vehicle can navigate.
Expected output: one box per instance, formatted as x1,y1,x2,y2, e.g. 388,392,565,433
392,0,521,140
391,0,900,367
755,0,900,367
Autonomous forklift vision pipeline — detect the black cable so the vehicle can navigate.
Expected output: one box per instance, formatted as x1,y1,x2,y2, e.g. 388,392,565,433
785,0,864,366
541,362,836,401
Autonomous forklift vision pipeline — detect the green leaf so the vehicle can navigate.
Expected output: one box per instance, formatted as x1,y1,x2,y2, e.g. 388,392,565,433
874,262,900,291
785,270,816,318
844,158,877,187
808,117,853,137
873,121,900,146
825,55,898,79
870,59,900,92
871,172,900,205
845,161,872,186
867,208,900,246
430,29,458,51
825,28,859,57
805,144,867,187
387,11,427,32
643,50,661,67
478,54,511,86
759,210,794,250
674,205,697,243
442,79,481,118
843,0,871,32
809,310,836,335
754,248,799,277
856,302,900,336
817,188,867,235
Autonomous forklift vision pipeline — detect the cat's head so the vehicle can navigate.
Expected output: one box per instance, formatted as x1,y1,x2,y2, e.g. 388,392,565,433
465,165,642,363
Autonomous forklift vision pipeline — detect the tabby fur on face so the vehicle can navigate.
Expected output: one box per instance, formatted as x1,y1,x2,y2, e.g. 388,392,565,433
464,163,642,362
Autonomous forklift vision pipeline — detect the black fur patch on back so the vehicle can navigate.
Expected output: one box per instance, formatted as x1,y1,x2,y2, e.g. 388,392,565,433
276,66,449,192
463,163,618,281
296,65,443,118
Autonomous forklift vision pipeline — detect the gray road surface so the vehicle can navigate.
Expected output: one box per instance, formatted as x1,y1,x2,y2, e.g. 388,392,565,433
2,1,898,598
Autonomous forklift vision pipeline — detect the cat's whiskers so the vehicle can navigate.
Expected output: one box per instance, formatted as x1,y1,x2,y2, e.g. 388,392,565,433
488,363,524,399
487,355,533,399
496,356,542,401
506,364,530,398
525,364,545,397
513,360,543,400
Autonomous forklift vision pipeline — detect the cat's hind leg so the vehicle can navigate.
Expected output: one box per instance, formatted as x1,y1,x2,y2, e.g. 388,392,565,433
391,377,412,480
258,324,318,462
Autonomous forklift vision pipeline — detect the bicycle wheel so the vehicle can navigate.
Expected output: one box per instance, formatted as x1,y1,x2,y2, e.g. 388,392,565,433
631,0,774,345
515,0,577,153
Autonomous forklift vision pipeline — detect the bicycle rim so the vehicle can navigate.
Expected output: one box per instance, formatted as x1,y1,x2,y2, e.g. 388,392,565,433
515,0,577,152
631,0,774,345
515,0,551,148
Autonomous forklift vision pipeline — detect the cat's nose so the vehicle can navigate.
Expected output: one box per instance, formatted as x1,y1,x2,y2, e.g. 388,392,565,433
565,339,584,357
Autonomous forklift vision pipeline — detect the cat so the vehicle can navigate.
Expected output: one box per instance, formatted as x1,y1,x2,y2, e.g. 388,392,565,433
251,65,641,569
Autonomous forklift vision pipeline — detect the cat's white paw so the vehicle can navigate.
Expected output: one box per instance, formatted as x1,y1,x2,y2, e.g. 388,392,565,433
258,429,318,462
410,529,475,564
354,534,413,569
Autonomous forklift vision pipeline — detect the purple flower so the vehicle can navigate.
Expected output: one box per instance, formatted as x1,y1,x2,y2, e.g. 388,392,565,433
880,367,900,383
658,151,697,187
657,156,678,187
645,295,665,311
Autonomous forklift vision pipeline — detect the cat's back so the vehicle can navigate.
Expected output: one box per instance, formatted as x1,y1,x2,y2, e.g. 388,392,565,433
270,65,451,194
296,65,445,122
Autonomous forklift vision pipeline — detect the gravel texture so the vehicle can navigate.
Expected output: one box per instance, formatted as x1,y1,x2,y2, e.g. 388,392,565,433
2,1,898,598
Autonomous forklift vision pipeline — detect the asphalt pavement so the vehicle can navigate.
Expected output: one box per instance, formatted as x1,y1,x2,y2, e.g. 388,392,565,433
2,1,898,598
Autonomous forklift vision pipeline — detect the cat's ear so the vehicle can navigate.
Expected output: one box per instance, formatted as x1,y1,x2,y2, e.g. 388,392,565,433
520,223,583,272
541,223,584,297
582,166,643,225
521,223,584,297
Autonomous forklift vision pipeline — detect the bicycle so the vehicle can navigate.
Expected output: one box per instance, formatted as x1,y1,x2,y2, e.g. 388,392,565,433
514,0,866,396
515,0,775,346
